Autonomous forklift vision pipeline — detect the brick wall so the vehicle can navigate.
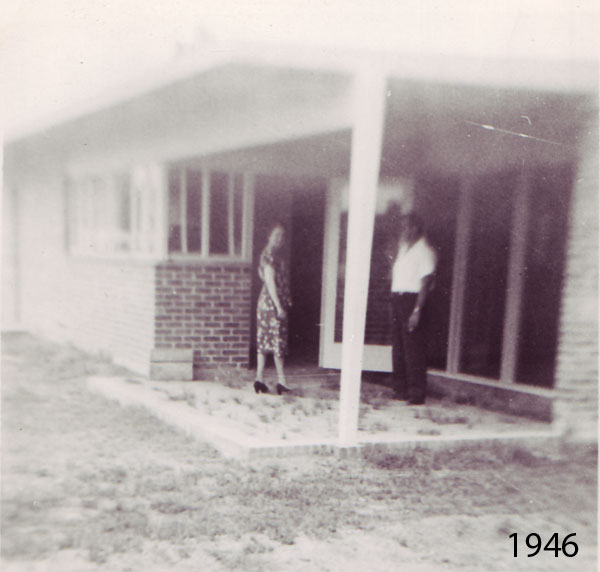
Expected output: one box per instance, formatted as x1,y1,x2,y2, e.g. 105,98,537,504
554,106,599,439
155,262,252,377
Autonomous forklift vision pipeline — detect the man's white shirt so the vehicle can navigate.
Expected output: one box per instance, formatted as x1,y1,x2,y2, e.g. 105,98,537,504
391,238,436,294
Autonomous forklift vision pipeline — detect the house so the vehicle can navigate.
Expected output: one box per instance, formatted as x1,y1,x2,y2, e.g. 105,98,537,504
3,44,597,443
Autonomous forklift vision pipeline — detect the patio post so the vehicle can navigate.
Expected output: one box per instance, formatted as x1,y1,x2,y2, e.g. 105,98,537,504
500,167,531,383
338,66,387,446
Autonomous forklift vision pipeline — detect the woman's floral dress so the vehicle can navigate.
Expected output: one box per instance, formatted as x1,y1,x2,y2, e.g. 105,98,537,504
256,247,291,357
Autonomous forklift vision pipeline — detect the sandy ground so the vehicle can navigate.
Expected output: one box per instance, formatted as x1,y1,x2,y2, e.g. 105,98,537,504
1,333,597,571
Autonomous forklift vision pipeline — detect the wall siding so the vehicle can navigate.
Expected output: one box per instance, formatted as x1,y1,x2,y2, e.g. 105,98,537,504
155,262,252,377
59,260,156,375
554,110,599,438
14,169,156,375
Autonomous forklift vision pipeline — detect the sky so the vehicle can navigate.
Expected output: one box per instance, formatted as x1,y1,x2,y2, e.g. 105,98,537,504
1,0,598,139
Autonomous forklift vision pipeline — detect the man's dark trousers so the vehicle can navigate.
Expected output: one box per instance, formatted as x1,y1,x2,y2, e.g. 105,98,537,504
391,292,427,403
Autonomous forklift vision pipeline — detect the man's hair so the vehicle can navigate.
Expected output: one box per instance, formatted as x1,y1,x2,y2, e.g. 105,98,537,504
401,213,424,238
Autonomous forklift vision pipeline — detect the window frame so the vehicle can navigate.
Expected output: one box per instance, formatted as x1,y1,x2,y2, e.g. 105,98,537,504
66,166,164,261
167,167,253,262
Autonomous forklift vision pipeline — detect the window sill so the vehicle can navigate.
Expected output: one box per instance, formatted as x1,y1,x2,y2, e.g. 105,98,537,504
68,250,252,267
162,254,252,266
68,251,162,265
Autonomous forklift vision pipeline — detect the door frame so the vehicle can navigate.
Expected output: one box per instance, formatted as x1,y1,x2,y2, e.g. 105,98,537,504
319,178,393,371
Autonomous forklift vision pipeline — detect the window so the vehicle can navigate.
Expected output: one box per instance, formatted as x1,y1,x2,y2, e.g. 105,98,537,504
168,169,182,252
186,169,203,253
459,171,516,379
167,167,250,258
68,165,251,259
515,164,573,387
68,165,161,256
209,172,229,254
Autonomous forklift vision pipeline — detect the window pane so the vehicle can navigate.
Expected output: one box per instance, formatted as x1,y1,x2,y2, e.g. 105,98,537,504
144,172,157,253
186,169,203,253
168,169,182,252
115,173,131,232
233,174,244,256
459,171,517,379
66,181,77,250
92,177,104,234
111,173,131,253
209,172,229,255
516,164,573,387
81,181,93,248
93,177,110,252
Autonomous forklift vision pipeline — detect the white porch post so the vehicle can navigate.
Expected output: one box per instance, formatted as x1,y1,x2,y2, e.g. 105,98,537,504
500,168,531,382
242,173,255,261
338,67,387,446
446,176,475,374
155,164,170,258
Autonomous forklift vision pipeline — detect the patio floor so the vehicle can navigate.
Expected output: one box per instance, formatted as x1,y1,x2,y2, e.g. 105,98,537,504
87,365,561,459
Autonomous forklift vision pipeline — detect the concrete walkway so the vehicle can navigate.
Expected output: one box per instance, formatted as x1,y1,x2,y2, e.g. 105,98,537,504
87,376,564,459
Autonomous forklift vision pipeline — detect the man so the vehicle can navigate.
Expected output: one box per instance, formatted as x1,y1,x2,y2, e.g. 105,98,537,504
389,213,437,405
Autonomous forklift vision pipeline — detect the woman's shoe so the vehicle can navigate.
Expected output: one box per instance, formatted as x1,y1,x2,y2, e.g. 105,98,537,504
254,381,270,394
276,383,291,395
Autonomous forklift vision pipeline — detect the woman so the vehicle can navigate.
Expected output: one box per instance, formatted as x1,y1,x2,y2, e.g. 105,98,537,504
254,224,292,395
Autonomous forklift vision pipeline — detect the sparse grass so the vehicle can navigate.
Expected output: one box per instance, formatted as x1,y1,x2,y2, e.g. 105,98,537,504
413,407,470,425
358,403,371,420
2,333,597,571
369,421,391,432
417,428,442,436
361,390,391,411
167,391,196,408
496,519,514,537
145,366,541,447
311,399,328,415
214,365,250,390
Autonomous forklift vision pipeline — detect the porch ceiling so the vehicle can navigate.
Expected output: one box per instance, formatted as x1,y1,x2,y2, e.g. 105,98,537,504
381,79,589,175
5,59,592,180
176,78,590,180
181,130,353,178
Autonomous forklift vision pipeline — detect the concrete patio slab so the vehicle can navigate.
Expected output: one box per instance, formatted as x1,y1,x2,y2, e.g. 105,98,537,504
87,376,563,459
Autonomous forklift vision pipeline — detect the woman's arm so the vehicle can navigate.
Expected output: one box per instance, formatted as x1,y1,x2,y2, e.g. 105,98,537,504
263,264,286,318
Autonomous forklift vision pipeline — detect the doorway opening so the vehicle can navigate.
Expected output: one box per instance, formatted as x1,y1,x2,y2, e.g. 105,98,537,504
249,175,326,369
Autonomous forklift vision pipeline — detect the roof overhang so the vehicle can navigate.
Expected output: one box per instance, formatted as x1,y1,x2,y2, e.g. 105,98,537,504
5,41,597,145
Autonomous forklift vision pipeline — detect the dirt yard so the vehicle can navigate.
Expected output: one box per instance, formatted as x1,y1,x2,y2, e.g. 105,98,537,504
1,333,597,571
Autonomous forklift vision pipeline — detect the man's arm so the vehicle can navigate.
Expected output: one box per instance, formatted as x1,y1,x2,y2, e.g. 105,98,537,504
408,273,435,332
